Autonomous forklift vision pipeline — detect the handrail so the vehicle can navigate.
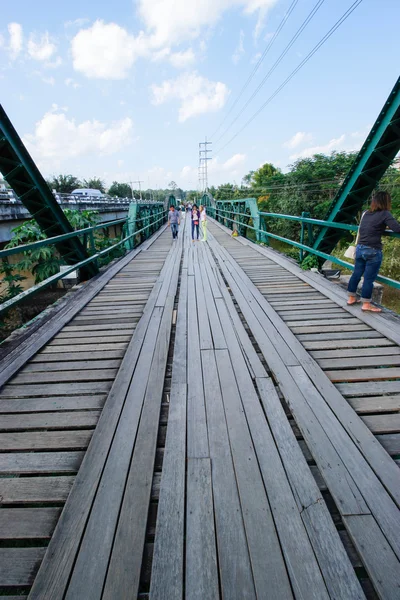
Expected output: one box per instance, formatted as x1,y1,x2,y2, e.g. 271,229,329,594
0,211,167,315
213,206,400,239
211,207,400,291
0,212,163,259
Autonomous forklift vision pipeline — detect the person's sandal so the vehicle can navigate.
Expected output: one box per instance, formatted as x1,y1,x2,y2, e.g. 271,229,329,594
362,304,382,313
347,299,360,305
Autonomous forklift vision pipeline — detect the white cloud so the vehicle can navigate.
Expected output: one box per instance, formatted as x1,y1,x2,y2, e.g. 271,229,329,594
180,153,246,185
232,30,245,64
138,0,278,46
28,32,56,61
0,34,4,48
71,20,148,79
23,109,134,168
289,134,363,160
151,72,229,122
32,71,56,86
65,77,81,89
8,23,23,59
45,56,63,69
169,48,195,68
65,18,91,28
283,131,313,149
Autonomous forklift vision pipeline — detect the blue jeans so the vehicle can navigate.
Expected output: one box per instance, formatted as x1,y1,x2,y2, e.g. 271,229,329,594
347,244,382,301
191,221,199,239
171,223,178,238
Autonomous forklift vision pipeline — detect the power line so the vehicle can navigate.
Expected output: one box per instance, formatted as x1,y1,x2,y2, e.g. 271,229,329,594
209,0,299,140
214,0,325,146
215,0,364,156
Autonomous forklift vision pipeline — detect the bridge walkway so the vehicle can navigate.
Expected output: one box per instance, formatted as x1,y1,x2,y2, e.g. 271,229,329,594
0,214,399,599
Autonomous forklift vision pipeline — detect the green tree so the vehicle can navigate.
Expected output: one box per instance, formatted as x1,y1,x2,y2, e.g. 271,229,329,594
47,174,82,193
82,178,106,193
251,163,281,188
108,182,132,198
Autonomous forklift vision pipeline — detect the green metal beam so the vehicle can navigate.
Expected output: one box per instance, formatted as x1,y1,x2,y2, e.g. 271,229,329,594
313,76,400,256
0,104,97,278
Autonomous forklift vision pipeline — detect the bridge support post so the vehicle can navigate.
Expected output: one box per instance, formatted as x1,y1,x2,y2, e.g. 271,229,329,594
125,202,137,251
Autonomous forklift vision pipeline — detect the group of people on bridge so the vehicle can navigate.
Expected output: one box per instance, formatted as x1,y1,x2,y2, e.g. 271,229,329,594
168,203,207,242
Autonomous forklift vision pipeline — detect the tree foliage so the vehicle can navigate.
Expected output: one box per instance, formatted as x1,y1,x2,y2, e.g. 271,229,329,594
47,174,81,193
108,182,133,198
82,178,106,193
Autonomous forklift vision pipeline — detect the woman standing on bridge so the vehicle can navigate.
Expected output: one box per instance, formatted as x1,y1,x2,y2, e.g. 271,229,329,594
191,204,200,242
199,204,207,242
347,191,400,312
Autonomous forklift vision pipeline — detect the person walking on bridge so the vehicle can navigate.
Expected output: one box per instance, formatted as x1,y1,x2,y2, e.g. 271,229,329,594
191,204,200,242
199,204,207,242
347,191,400,312
168,205,180,240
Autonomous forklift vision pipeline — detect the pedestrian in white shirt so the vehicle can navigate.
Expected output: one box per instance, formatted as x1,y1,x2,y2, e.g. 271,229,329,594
199,205,207,242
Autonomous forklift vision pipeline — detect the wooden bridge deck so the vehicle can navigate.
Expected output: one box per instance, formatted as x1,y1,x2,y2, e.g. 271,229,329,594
0,215,399,599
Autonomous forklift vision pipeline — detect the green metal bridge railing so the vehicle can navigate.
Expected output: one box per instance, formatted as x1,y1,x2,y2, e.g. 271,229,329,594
0,206,167,316
210,204,400,291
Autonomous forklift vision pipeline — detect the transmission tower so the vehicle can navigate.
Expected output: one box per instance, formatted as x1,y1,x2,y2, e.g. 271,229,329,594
198,138,212,192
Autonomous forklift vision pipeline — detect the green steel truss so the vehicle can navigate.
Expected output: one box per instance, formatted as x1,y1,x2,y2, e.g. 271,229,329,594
213,198,268,242
313,76,400,256
0,104,97,278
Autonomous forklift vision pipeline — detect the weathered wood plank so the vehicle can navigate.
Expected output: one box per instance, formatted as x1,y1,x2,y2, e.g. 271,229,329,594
348,395,400,414
318,355,400,369
0,475,74,503
215,348,293,599
303,338,395,350
0,411,100,431
0,430,92,451
344,514,400,599
0,381,111,397
0,508,61,539
201,349,256,600
326,367,400,382
337,380,400,396
0,396,106,413
9,369,118,385
0,452,83,475
361,413,400,434
0,547,45,586
185,458,219,600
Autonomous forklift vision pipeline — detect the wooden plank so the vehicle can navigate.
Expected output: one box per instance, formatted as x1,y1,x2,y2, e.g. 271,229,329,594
201,349,256,600
0,396,106,413
303,338,395,350
150,385,187,600
48,335,132,345
187,274,209,458
30,350,125,362
151,259,188,600
0,381,111,397
290,366,400,559
326,367,400,382
311,346,400,359
0,224,167,386
343,514,400,600
0,508,61,538
0,452,83,475
0,411,100,431
318,355,400,369
194,259,213,350
212,308,330,597
22,359,121,372
0,547,45,586
185,458,219,600
337,380,400,396
0,475,74,503
10,369,118,385
215,348,292,599
102,286,177,600
348,395,400,414
297,331,381,341
29,242,181,599
361,414,400,434
376,433,400,455
39,342,129,353
0,430,92,451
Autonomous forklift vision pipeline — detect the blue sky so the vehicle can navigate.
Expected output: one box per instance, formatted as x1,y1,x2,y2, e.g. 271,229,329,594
0,0,399,190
